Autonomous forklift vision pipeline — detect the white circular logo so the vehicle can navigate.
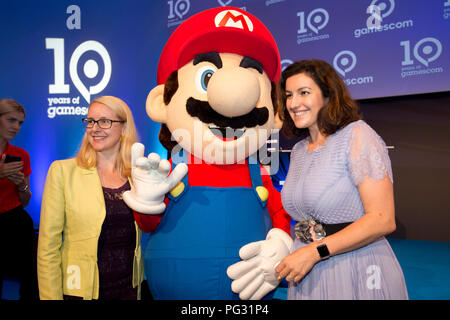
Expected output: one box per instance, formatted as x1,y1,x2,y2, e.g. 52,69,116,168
307,8,329,34
69,41,112,103
370,0,395,18
215,10,254,32
281,59,293,71
413,37,442,67
333,50,357,77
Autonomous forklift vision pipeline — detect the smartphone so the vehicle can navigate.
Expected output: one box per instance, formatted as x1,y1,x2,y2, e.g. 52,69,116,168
4,155,22,163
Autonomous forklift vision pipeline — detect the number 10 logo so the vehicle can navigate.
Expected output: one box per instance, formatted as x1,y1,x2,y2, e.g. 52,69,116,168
400,37,442,67
297,8,329,35
46,38,112,103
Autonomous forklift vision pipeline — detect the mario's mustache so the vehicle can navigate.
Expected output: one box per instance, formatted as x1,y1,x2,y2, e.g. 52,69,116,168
186,97,269,129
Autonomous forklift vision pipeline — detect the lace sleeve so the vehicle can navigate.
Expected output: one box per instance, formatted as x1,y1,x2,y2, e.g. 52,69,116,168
347,121,393,186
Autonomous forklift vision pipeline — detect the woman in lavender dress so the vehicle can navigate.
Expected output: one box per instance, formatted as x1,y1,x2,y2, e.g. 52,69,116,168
275,60,408,299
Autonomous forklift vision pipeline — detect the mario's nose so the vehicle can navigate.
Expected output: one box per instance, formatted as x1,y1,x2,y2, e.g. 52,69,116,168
207,67,260,118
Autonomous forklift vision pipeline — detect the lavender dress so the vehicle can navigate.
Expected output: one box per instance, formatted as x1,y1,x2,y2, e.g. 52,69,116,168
281,120,408,300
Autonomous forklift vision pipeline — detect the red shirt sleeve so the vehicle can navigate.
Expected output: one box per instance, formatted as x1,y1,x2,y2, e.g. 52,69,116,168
261,166,292,236
22,150,31,177
133,196,169,233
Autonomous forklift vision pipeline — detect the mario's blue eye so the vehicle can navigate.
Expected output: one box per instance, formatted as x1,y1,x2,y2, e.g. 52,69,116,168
201,70,213,90
195,66,216,94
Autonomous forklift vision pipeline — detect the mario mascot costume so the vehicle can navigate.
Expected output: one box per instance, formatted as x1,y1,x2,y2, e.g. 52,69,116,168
123,7,293,300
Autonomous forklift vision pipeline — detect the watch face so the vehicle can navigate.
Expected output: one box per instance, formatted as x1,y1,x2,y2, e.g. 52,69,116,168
317,244,330,259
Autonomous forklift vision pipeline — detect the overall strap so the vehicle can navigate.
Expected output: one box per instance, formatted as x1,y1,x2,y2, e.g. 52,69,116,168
168,149,189,201
171,148,189,186
247,155,268,208
247,155,263,188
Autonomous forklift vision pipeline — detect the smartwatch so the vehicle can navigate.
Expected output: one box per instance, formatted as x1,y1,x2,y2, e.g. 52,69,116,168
316,242,330,260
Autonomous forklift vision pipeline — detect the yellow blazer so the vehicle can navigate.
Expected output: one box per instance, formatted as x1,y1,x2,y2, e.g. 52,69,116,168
37,158,144,300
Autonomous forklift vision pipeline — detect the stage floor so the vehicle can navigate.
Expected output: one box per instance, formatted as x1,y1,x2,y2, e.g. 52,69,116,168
2,238,449,300
273,238,450,300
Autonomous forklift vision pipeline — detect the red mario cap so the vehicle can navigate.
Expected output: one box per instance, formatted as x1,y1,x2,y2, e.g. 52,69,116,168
157,6,281,85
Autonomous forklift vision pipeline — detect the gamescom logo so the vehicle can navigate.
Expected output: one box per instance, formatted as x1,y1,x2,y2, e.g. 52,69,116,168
45,6,112,119
281,59,293,71
333,51,357,77
167,0,190,28
45,39,112,119
354,0,413,38
333,50,374,86
400,37,444,78
297,8,330,44
370,0,395,20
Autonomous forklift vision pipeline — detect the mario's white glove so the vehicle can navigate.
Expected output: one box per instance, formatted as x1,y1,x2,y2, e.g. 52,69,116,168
123,142,188,214
227,228,293,300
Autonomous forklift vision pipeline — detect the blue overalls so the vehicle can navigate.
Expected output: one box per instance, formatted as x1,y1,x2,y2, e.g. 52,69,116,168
144,151,273,299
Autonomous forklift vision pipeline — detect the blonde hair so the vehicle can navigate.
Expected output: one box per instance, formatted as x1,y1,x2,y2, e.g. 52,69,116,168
0,99,26,117
76,96,138,178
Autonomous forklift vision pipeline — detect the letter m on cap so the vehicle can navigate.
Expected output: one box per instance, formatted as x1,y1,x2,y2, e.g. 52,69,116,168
215,10,254,32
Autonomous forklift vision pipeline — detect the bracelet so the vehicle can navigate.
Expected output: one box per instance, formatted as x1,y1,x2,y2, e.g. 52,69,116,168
18,184,29,192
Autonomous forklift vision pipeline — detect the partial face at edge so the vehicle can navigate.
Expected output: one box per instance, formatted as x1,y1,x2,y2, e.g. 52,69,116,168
0,111,24,141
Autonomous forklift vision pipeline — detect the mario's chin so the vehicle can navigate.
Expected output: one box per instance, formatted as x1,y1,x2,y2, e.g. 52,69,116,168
186,121,271,165
186,96,269,142
199,130,263,165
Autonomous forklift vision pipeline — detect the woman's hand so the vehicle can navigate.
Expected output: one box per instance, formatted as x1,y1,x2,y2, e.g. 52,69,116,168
0,155,23,179
275,243,321,283
8,172,26,186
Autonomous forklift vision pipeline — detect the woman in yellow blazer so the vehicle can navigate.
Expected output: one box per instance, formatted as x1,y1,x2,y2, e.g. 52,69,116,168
38,96,144,300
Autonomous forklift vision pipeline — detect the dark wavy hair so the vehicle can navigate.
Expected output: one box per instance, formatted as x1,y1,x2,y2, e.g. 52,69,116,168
277,59,362,138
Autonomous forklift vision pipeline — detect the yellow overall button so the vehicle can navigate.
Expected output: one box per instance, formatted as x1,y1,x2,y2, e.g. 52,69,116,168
170,182,185,198
256,186,269,202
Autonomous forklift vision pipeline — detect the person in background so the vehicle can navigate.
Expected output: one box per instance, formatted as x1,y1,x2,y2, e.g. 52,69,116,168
275,60,408,299
37,96,145,300
0,98,37,300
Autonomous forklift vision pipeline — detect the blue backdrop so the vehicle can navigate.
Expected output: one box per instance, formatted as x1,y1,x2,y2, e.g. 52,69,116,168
1,0,449,227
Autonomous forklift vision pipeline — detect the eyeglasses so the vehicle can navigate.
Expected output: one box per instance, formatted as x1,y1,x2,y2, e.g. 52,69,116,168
82,118,125,129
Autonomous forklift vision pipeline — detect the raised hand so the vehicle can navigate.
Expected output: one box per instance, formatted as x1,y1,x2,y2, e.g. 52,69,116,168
123,142,188,214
